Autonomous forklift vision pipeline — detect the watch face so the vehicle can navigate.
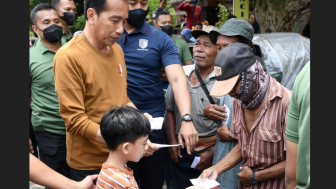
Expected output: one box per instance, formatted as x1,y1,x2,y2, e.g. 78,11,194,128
182,114,192,121
252,178,258,184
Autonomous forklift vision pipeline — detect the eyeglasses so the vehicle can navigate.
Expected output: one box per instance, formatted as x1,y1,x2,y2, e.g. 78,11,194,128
230,75,242,93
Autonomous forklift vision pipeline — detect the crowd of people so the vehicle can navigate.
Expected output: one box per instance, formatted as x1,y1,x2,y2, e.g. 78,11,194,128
29,0,310,189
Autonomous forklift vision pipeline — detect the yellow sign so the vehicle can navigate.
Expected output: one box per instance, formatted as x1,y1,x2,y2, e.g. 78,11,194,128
233,0,249,20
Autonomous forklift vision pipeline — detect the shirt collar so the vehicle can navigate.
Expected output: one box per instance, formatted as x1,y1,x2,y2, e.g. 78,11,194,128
265,76,286,102
127,20,148,36
184,65,216,79
62,30,73,40
35,37,55,55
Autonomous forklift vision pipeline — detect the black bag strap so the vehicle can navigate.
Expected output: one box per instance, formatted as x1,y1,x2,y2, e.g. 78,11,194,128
194,68,215,104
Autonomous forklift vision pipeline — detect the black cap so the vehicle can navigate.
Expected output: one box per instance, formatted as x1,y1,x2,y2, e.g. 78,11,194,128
191,25,218,39
210,42,256,97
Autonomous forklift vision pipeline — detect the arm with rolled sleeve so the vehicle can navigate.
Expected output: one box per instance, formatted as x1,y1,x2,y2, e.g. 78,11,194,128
53,50,105,144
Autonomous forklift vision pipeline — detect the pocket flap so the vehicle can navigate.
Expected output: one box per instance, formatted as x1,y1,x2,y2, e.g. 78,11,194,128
233,126,241,134
258,127,282,142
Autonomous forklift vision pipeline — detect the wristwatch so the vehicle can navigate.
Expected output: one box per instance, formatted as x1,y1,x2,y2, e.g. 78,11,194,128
251,171,259,184
181,114,193,122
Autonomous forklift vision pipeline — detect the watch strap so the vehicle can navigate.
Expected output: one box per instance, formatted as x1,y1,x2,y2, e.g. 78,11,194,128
252,171,258,184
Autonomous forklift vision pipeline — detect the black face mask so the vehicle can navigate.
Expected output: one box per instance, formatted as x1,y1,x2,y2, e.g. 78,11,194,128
38,24,63,43
160,25,173,36
60,12,76,26
127,8,149,28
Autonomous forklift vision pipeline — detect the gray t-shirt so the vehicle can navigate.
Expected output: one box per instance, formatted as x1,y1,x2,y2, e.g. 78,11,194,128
165,65,220,137
212,95,242,189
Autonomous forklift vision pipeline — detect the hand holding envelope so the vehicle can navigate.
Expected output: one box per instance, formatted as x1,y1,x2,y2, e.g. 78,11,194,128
189,178,220,189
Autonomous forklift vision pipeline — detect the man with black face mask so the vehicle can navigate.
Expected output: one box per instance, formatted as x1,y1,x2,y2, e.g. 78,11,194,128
52,0,77,44
116,0,199,188
155,11,192,66
30,3,71,186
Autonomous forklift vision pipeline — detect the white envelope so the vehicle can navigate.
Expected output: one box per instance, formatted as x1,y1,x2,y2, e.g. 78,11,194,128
190,156,200,168
152,143,182,148
190,178,220,189
222,104,230,125
150,117,164,130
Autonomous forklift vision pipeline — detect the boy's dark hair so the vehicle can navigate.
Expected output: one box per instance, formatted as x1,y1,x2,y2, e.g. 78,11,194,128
155,11,171,24
84,0,107,20
100,106,151,151
195,22,202,27
30,3,58,25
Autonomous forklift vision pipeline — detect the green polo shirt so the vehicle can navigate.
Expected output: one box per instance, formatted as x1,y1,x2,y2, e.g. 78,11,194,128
60,30,73,45
29,40,66,135
286,61,310,189
172,36,193,64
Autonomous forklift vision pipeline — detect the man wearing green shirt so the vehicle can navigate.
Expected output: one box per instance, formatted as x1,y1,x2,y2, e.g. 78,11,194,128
52,0,77,44
30,3,70,181
285,61,310,189
155,11,193,65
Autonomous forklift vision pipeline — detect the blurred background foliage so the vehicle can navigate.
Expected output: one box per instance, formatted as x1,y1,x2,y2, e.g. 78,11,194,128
215,3,229,29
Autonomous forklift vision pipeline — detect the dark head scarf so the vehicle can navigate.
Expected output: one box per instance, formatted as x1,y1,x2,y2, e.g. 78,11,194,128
232,61,270,109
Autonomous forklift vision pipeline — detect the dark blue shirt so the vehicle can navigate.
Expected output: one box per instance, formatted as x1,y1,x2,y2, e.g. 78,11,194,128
116,21,181,117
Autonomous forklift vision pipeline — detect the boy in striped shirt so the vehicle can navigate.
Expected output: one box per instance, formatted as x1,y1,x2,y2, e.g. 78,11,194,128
96,106,151,189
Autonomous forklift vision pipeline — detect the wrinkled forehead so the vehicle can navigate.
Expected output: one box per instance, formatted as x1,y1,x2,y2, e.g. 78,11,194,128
196,34,212,43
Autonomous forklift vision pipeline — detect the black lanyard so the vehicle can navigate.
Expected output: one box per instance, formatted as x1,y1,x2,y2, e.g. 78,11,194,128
194,68,215,104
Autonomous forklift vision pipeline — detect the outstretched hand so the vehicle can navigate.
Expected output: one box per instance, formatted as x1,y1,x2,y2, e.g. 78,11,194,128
178,121,198,155
199,166,219,181
144,139,159,157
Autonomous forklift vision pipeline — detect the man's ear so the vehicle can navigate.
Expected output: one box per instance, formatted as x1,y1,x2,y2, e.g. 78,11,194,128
87,8,96,25
122,142,130,155
32,25,40,36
